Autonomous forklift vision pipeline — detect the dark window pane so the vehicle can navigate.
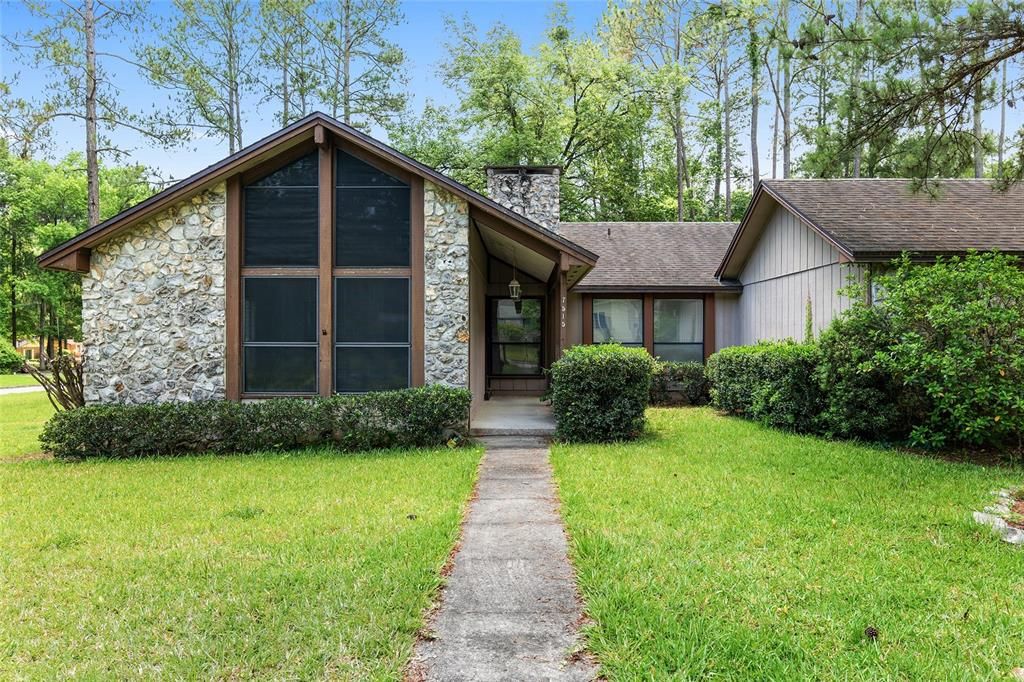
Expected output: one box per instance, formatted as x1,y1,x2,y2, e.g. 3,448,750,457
491,299,542,342
244,347,317,393
335,187,410,267
250,152,318,187
592,299,643,344
335,346,409,392
335,278,409,343
654,343,704,363
244,187,318,266
654,299,703,343
491,343,542,375
336,150,407,187
244,278,317,343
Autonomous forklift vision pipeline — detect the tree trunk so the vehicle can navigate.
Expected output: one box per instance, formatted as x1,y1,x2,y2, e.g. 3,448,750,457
781,0,792,178
772,51,780,179
851,0,865,178
84,0,100,227
723,50,732,219
37,300,45,369
749,24,760,188
713,75,722,208
673,114,687,221
342,0,352,124
998,59,1007,178
281,44,290,126
973,75,983,178
8,233,16,348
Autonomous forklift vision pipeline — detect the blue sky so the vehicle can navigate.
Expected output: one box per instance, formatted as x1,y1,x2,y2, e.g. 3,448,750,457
1,0,607,181
2,0,1020,184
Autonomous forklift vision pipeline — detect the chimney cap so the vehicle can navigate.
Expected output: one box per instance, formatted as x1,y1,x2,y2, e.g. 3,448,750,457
485,165,562,175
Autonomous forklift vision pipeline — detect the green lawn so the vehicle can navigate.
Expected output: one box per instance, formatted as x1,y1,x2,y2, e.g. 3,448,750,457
552,408,1024,680
0,391,54,457
0,373,42,388
0,447,481,679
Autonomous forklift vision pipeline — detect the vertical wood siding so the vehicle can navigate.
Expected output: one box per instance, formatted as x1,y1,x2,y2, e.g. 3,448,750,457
735,206,864,345
714,293,742,349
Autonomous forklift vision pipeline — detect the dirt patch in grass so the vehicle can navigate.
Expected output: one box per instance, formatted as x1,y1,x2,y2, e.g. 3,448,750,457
1009,493,1024,530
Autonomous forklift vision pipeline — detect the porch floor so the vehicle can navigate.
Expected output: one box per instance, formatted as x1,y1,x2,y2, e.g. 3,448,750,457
470,396,556,437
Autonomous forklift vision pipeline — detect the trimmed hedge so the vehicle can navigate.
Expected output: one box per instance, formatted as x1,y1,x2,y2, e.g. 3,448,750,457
40,385,471,460
549,344,657,442
650,361,709,406
706,341,823,433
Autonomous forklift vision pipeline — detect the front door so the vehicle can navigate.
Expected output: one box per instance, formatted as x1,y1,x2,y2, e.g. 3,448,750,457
488,297,544,382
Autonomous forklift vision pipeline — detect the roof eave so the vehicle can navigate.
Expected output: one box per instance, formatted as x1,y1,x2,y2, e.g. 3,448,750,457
714,180,857,280
39,112,598,271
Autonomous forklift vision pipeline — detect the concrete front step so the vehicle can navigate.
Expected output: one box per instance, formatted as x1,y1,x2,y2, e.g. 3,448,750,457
470,427,555,438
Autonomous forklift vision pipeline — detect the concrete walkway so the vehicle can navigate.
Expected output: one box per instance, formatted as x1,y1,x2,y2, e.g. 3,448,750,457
0,385,44,395
409,437,596,681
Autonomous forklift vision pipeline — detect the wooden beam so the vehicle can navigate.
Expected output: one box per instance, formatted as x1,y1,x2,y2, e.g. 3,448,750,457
704,293,716,361
643,294,655,356
51,249,91,273
411,176,425,386
581,295,593,344
318,143,334,397
314,124,326,147
557,267,568,357
225,175,241,400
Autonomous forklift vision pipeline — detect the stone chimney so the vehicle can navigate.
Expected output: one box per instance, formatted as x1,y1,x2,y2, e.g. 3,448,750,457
485,166,561,232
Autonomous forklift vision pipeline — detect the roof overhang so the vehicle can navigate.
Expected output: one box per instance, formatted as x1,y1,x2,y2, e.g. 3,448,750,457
39,112,598,273
715,181,856,280
572,284,742,294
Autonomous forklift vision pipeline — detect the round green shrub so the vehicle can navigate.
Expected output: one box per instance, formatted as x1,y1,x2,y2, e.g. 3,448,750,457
549,344,657,443
872,252,1024,449
0,344,24,374
815,303,926,442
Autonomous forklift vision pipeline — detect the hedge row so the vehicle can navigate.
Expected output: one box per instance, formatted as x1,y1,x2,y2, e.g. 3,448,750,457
40,385,471,459
650,361,709,407
706,252,1024,450
706,342,822,433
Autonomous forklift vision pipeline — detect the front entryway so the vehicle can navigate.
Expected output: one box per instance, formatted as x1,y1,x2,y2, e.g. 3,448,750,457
470,396,555,437
486,297,547,397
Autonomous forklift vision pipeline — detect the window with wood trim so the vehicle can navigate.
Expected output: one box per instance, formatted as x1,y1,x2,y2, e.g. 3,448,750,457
239,145,413,395
592,298,643,346
653,298,703,362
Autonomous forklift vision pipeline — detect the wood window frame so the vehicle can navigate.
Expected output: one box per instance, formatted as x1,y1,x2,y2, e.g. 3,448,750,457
581,292,716,362
586,294,645,348
226,130,425,400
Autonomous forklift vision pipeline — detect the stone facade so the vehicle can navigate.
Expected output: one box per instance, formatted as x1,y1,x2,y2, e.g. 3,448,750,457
486,167,561,232
423,181,470,387
82,184,226,404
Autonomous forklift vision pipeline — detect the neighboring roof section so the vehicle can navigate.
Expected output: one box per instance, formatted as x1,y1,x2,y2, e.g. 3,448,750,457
39,112,597,271
560,222,740,291
718,178,1024,278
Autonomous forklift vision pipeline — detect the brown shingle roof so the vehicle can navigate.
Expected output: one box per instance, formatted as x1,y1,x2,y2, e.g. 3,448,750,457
761,178,1024,257
559,222,740,291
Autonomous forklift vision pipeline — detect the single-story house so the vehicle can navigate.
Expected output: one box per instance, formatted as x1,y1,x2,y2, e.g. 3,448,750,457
39,112,1024,419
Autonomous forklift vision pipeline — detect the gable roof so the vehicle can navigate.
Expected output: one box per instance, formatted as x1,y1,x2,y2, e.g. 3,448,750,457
559,221,740,292
39,112,597,270
717,178,1024,278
